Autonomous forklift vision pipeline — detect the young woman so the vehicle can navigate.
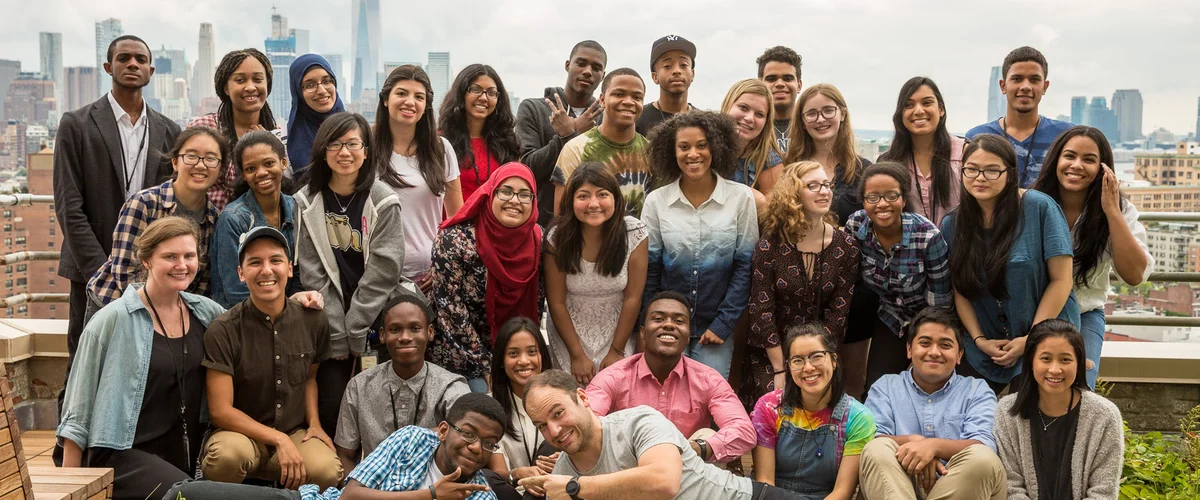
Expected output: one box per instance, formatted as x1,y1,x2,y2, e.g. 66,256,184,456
85,127,225,320
487,317,560,498
1032,126,1152,389
209,131,301,308
545,162,649,385
374,64,463,292
188,48,287,210
60,217,226,500
877,77,968,224
437,64,520,201
751,321,876,500
942,134,1080,394
743,161,859,406
294,112,408,440
426,163,543,393
843,162,951,390
287,54,345,179
994,319,1123,499
641,111,758,380
720,79,784,203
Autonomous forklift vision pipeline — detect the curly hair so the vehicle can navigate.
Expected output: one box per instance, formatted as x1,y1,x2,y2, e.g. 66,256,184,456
647,111,739,183
213,48,278,149
720,79,783,188
755,46,802,79
760,161,834,244
437,64,520,177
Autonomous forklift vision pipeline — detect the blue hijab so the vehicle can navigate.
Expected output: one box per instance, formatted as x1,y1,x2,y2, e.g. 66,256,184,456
287,54,345,178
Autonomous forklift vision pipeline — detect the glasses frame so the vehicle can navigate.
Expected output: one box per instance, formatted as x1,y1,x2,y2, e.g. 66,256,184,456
962,167,1008,181
788,350,834,370
467,85,500,99
449,422,501,452
176,153,222,169
805,181,834,193
301,78,336,94
802,105,840,123
495,187,534,204
326,141,366,151
864,192,902,204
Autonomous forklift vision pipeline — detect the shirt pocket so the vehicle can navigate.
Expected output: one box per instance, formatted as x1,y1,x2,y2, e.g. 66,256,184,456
939,415,965,438
287,351,315,386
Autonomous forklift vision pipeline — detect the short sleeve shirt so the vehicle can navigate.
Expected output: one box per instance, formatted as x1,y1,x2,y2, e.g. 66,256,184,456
203,298,331,434
551,128,651,217
334,361,470,455
965,116,1073,188
751,390,875,458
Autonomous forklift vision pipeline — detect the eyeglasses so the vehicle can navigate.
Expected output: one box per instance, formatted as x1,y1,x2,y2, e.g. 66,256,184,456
788,350,833,370
449,423,501,452
177,153,222,168
864,192,902,204
468,85,500,99
802,105,840,123
962,167,1007,180
301,78,336,94
805,181,834,193
327,140,365,151
496,187,534,204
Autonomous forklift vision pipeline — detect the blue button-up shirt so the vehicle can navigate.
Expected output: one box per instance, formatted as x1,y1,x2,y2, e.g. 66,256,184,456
865,369,998,452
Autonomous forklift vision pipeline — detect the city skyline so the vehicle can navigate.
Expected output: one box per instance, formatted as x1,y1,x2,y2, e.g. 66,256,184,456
1,0,1197,135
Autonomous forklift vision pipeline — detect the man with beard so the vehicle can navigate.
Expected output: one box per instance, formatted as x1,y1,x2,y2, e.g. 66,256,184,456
516,41,607,226
756,46,802,154
966,46,1072,187
586,291,755,465
636,35,697,137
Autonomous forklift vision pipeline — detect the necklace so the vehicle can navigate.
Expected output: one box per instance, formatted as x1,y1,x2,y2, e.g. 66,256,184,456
330,190,357,213
908,151,934,219
1000,116,1041,185
143,288,194,466
1036,410,1061,431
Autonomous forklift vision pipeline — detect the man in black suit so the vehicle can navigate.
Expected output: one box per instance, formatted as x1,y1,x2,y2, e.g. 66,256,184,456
52,34,179,406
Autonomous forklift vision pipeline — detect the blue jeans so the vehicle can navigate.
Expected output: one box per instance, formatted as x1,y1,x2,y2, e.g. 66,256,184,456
685,336,736,379
467,377,489,393
1080,309,1104,389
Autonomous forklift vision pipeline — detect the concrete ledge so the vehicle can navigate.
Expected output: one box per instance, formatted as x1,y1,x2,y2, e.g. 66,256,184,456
1098,340,1200,384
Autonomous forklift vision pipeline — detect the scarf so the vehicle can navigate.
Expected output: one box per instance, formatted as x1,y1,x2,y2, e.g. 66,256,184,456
287,54,346,178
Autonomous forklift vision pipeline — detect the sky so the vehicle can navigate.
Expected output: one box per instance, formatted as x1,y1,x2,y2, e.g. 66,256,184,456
3,0,1198,136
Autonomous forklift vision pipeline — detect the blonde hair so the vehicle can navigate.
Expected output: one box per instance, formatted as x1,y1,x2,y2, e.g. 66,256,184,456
760,161,836,244
134,216,200,274
785,83,861,184
720,79,783,189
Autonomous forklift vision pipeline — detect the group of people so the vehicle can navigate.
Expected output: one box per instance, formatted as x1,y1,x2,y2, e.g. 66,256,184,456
49,31,1141,500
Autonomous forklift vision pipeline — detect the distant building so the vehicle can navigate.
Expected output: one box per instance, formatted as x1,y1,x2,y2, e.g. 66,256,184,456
264,10,297,126
1195,97,1199,140
1,121,27,169
1084,97,1119,144
0,147,65,320
1133,142,1200,186
1146,223,1200,273
350,0,381,103
38,33,63,116
427,52,451,112
986,66,1004,122
1149,127,1176,145
291,29,310,55
1112,89,1144,142
321,54,345,98
1055,114,1071,123
94,18,123,96
64,67,98,113
1125,185,1200,213
3,73,55,126
1071,96,1088,125
0,60,20,124
193,23,216,108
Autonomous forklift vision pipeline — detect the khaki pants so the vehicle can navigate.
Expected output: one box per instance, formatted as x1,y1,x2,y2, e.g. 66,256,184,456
859,439,1005,500
201,429,343,490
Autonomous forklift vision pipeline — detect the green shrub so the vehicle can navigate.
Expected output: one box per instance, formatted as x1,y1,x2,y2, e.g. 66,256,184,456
1119,404,1200,499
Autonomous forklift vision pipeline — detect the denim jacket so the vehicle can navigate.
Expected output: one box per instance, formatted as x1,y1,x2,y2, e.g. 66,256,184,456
57,284,226,450
209,191,300,308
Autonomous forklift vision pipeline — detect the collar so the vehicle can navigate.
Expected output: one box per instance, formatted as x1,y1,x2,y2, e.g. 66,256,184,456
106,91,148,126
119,283,206,313
634,353,687,386
388,361,430,392
245,296,292,323
244,191,298,228
903,367,957,397
666,174,730,208
853,211,919,248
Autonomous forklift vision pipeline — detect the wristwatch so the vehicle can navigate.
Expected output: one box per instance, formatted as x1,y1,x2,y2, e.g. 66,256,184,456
695,439,711,461
566,477,582,500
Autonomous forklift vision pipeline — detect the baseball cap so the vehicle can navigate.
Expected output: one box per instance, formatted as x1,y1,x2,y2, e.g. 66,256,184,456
650,34,697,72
237,226,290,262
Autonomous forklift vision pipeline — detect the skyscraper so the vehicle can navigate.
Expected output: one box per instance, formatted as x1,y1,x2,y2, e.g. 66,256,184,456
64,66,98,112
291,29,310,55
95,18,123,95
427,52,451,109
39,33,63,114
4,73,55,125
350,0,381,103
1071,96,1088,125
1112,89,1143,142
986,66,1005,122
0,60,20,124
1195,97,1199,139
1084,97,1118,144
265,11,297,125
193,23,216,108
322,53,344,98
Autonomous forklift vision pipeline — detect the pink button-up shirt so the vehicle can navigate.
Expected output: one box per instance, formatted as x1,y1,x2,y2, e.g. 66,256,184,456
907,135,967,225
586,353,756,463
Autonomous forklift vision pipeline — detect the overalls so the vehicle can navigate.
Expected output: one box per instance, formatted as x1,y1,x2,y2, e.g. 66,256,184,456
774,394,851,499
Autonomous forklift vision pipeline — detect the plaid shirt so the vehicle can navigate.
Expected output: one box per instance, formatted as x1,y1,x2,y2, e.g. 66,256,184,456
87,181,217,305
845,210,951,336
300,426,496,500
186,113,288,211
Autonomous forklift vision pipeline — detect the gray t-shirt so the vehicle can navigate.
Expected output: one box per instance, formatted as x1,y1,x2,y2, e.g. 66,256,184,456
335,361,470,455
174,202,208,229
552,406,753,500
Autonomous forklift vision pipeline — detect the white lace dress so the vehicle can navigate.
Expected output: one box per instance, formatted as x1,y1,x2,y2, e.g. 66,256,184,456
547,216,649,371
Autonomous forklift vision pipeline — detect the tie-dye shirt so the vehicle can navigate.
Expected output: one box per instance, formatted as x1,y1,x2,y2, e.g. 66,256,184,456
551,128,651,216
751,389,875,458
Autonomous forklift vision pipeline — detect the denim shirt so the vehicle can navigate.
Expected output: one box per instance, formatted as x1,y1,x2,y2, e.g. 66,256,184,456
209,191,300,308
865,370,998,452
57,284,225,450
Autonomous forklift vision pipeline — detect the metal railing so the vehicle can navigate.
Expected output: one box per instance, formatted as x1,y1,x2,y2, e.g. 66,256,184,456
0,195,67,308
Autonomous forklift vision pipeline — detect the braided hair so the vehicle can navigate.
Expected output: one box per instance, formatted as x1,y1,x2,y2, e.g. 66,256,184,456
213,48,278,147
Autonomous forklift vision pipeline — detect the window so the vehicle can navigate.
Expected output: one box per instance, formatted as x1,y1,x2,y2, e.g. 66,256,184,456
5,309,11,316
48,215,54,223
4,280,10,288
14,236,25,245
16,278,26,286
49,305,55,311
3,238,10,246
49,226,54,236
15,264,25,272
3,266,8,274
48,241,54,248
16,305,27,314
48,279,55,286
2,210,10,218
2,224,9,232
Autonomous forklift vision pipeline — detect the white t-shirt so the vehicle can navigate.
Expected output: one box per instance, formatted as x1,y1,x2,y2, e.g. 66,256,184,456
416,459,445,490
388,136,460,278
498,392,543,470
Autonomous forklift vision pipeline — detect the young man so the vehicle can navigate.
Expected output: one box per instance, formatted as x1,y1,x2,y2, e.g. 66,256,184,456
586,291,755,464
202,226,342,490
519,370,804,500
966,46,1073,187
756,46,802,153
162,393,508,500
52,35,180,449
636,34,697,137
335,291,471,471
859,307,1005,500
516,40,607,226
551,68,650,216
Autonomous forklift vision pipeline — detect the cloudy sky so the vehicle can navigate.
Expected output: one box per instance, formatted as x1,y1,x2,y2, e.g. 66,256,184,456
4,0,1198,136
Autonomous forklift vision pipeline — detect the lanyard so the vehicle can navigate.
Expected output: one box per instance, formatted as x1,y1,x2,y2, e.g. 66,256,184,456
120,120,150,193
144,290,193,466
908,152,934,220
1001,117,1040,185
391,375,429,429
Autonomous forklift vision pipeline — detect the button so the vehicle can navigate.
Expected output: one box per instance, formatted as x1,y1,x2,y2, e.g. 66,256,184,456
927,399,932,404
276,403,281,408
926,425,932,431
275,355,280,360
277,379,282,385
693,270,698,275
692,290,697,294
274,331,278,335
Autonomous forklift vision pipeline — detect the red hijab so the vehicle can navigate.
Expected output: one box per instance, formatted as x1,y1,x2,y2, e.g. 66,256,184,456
440,162,542,342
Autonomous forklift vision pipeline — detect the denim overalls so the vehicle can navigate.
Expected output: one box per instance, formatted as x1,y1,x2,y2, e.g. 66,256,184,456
774,394,852,499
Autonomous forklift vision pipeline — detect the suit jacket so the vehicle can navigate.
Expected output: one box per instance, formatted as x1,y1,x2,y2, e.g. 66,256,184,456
53,95,181,283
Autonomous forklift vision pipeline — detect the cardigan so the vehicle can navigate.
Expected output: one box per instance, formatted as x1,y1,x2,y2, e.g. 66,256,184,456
994,391,1123,500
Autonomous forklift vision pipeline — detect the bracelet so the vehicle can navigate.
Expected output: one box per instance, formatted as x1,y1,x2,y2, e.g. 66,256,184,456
429,485,438,499
610,345,623,356
973,336,985,344
773,368,787,375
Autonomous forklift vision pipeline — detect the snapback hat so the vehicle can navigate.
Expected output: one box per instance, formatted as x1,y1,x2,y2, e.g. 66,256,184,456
237,226,290,262
650,34,697,72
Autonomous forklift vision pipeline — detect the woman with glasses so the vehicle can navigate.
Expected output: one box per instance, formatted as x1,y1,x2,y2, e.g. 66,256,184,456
743,161,859,407
84,127,227,322
751,321,876,499
438,64,520,201
941,134,1079,395
287,54,345,180
295,112,409,440
641,111,758,380
427,163,544,393
843,162,951,390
